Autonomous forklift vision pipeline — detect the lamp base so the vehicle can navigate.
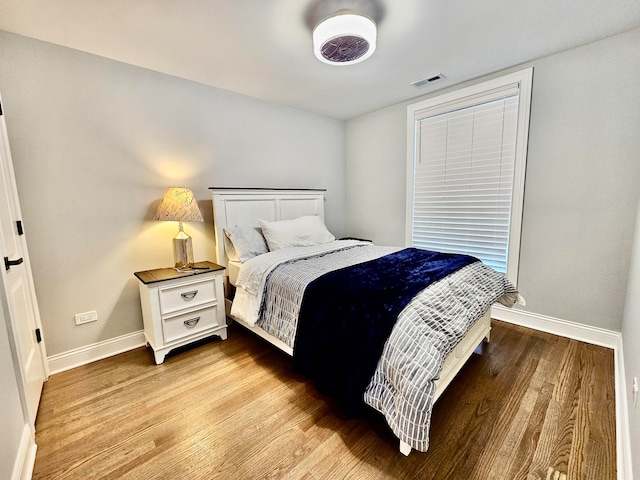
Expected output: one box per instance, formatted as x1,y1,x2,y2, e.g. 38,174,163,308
173,223,194,270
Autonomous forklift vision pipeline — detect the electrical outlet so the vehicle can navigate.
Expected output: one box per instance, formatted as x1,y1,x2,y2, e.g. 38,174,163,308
75,310,98,325
633,377,639,408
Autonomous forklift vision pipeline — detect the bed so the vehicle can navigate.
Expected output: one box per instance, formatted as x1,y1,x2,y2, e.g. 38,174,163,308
209,187,518,455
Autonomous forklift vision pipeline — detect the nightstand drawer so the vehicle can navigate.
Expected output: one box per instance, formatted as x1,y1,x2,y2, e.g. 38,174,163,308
162,306,220,343
159,279,218,315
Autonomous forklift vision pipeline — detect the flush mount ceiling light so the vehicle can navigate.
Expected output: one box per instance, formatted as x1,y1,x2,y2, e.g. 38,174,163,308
313,10,377,65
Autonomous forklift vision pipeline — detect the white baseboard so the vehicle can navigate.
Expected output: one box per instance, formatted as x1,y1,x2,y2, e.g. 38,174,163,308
12,425,36,480
491,305,631,480
614,342,633,480
47,330,146,375
491,305,620,349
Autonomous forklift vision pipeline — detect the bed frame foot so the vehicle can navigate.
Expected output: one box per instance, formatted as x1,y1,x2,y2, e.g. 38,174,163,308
483,329,491,343
399,440,411,456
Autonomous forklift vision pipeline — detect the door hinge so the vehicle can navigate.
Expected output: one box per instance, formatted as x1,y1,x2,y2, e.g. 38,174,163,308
16,220,24,235
35,328,42,343
0,100,3,116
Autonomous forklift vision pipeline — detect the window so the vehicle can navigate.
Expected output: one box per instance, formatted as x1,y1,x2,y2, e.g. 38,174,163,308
406,68,532,284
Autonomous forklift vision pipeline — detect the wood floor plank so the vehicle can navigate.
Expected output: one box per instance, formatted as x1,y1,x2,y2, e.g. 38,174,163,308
528,336,576,478
548,340,584,477
578,343,616,480
468,334,546,479
421,325,536,478
32,320,616,479
485,337,552,478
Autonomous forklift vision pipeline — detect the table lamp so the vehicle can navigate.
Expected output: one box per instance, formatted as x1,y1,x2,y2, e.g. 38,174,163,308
153,187,204,270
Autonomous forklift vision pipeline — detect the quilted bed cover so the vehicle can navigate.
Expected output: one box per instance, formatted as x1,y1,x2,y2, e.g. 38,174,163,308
232,241,518,451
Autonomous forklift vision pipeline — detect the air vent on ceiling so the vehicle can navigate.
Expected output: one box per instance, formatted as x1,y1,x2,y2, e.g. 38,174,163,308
411,73,447,88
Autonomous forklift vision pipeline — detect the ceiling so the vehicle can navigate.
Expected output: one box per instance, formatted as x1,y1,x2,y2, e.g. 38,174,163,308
0,0,639,120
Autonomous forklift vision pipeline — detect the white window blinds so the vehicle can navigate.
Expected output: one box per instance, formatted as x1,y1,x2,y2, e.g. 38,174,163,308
409,81,525,275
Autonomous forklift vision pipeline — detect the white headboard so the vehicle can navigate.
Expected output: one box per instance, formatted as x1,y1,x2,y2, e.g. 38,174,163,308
209,188,327,268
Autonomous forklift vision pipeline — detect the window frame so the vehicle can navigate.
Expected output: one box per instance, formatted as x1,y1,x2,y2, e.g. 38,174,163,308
405,68,533,285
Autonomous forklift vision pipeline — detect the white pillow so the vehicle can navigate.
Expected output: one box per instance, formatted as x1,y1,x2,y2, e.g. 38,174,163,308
222,234,240,262
223,226,269,262
259,215,335,251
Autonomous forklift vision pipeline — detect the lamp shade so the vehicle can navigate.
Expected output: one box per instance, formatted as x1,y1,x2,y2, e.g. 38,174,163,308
313,12,377,65
153,187,204,223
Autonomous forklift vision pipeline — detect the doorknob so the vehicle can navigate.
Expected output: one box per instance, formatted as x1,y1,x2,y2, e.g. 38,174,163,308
4,256,23,271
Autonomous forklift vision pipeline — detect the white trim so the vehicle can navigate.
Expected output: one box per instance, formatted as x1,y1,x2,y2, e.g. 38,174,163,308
491,305,631,479
491,304,619,349
614,339,633,480
47,330,145,375
406,67,533,286
12,424,36,480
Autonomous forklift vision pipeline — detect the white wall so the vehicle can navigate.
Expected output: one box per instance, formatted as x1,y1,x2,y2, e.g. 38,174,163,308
345,105,407,246
622,196,640,478
0,30,346,356
346,28,640,332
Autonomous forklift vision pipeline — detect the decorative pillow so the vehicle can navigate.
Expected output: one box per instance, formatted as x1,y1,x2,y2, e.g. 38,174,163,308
222,234,240,262
258,215,335,251
223,226,269,262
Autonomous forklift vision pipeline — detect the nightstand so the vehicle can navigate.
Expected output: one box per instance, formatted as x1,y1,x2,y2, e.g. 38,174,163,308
134,261,227,364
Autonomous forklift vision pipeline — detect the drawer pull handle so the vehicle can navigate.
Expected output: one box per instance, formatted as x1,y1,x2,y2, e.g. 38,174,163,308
181,290,198,301
183,317,200,328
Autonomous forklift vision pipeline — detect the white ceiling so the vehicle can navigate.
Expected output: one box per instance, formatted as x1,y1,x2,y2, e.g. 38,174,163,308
1,0,639,120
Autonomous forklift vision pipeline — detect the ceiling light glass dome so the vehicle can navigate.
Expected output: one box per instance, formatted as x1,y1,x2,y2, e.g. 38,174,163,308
313,12,377,66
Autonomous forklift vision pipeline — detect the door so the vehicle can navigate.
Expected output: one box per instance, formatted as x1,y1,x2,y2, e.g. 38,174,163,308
0,95,47,425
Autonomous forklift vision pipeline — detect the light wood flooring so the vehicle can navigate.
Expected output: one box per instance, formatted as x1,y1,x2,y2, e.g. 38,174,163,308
33,320,616,479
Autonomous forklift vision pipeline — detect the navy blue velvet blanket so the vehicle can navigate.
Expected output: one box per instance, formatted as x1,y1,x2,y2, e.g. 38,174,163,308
292,247,478,416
